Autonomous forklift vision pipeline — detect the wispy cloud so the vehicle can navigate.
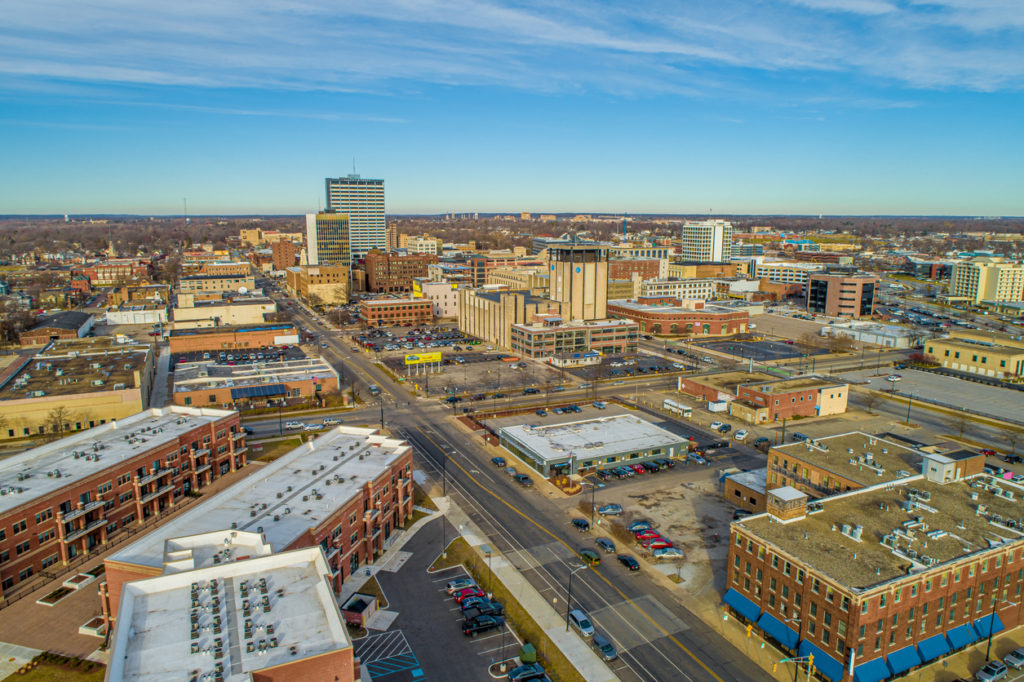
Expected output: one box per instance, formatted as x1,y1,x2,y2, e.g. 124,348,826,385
0,0,1021,102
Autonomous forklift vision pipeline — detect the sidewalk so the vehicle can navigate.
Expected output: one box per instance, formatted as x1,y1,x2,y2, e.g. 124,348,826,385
148,345,170,408
440,497,618,682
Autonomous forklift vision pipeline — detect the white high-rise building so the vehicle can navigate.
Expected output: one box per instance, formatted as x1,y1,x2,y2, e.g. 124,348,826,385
680,220,733,262
324,175,387,263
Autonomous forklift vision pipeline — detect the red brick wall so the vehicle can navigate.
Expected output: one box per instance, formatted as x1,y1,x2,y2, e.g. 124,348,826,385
608,259,660,280
251,648,356,682
169,327,296,353
172,376,339,407
737,386,819,420
102,561,163,622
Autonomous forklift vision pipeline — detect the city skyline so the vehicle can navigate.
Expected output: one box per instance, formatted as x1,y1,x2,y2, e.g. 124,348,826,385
1,1,1022,215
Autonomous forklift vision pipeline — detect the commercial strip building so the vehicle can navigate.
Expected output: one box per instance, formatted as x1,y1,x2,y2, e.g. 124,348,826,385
101,425,413,622
105,303,168,326
168,324,299,354
179,274,257,295
820,321,922,349
0,407,244,601
725,456,1019,682
807,273,878,319
172,356,340,408
171,292,276,329
607,299,749,337
510,316,638,359
324,174,387,262
680,220,733,262
284,265,349,306
359,297,433,327
363,249,438,293
925,331,1024,379
0,337,155,440
678,372,848,424
948,257,1024,304
499,414,687,476
107,544,358,682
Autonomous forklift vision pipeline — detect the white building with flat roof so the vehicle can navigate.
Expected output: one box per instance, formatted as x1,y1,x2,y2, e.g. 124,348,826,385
499,414,687,476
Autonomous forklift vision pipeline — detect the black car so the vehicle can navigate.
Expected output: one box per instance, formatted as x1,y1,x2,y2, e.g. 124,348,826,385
572,518,591,532
513,474,533,487
718,424,732,434
617,554,640,571
522,387,540,395
753,437,771,451
463,614,505,637
507,663,546,682
595,538,615,553
462,598,505,617
491,456,506,467
444,396,462,404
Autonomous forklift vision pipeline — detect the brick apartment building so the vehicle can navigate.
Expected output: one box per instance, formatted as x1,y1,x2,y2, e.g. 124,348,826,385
0,407,244,602
807,273,878,319
607,298,748,337
168,323,299,353
271,240,298,271
726,455,1021,682
608,258,662,281
101,426,413,626
74,259,153,287
363,250,438,293
359,298,433,327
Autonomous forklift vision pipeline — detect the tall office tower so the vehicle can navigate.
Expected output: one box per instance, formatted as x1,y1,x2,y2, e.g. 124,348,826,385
305,212,351,266
548,241,609,321
680,220,733,262
325,175,387,261
949,257,1024,304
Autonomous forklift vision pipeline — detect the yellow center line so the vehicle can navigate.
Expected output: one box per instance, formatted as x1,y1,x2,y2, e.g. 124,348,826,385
414,426,725,682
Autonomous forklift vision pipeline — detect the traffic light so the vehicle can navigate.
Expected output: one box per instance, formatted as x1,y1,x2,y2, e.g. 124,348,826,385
808,654,814,671
746,624,753,638
772,663,778,673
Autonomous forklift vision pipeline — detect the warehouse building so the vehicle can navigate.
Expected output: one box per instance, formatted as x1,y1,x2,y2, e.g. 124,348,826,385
499,414,687,476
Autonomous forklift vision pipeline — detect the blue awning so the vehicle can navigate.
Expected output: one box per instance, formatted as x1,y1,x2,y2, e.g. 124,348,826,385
853,657,890,682
723,588,761,623
945,623,980,650
886,645,922,675
973,613,1004,639
798,640,845,682
757,612,799,650
230,383,287,400
916,633,951,662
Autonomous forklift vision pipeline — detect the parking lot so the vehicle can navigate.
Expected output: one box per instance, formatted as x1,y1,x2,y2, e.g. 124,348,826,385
694,337,830,362
171,344,307,369
567,353,699,382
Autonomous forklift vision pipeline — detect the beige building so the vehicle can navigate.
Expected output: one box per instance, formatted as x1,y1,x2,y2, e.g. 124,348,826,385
0,337,154,441
925,331,1024,378
548,243,608,321
485,266,549,293
171,293,276,329
398,234,443,255
285,265,349,306
457,288,555,350
607,279,634,300
239,228,303,247
948,256,1024,304
178,273,255,294
412,278,459,318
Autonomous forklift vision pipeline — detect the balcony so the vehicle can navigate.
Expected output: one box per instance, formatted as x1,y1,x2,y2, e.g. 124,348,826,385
62,499,105,522
194,463,212,475
232,432,245,441
64,518,106,544
769,465,831,496
141,484,175,505
137,468,173,487
192,448,211,458
233,447,248,457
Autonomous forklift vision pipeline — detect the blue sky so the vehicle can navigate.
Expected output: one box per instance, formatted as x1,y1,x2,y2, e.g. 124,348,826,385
1,0,1022,216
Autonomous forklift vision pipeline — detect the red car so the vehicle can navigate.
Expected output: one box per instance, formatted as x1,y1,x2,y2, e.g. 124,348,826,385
980,449,997,456
453,587,486,604
635,529,661,541
642,537,673,550
629,464,646,475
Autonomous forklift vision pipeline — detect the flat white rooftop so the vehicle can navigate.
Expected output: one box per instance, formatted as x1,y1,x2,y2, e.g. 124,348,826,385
0,407,235,515
500,414,685,463
108,426,410,570
107,547,349,682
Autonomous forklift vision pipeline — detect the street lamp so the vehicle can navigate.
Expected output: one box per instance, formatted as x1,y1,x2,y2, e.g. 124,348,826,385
565,564,587,631
984,596,1018,661
276,400,284,435
582,479,596,529
783,617,802,682
905,393,914,425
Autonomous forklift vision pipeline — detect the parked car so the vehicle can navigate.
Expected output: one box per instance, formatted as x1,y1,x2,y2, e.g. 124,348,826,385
627,520,653,532
792,432,810,442
284,421,304,430
980,448,997,456
734,429,748,442
522,387,540,394
568,609,595,638
322,417,341,425
513,474,533,487
595,538,615,553
303,423,321,431
463,613,505,637
597,504,623,516
710,421,724,430
732,509,753,521
617,554,640,571
453,587,486,603
653,547,685,560
634,529,661,541
490,456,506,467
504,466,518,476
572,518,591,532
535,409,547,416
629,463,647,475
461,598,505,617
506,663,546,682
753,437,771,451
591,632,618,662
446,577,477,594
718,424,732,434
1003,647,1024,669
974,660,1007,682
579,548,601,566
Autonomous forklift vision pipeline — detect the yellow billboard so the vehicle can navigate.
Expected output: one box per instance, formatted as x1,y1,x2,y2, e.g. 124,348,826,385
404,351,442,365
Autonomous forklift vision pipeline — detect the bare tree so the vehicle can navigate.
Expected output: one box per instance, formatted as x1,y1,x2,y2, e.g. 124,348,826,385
45,405,74,438
954,413,970,439
1002,427,1021,455
307,292,324,309
862,392,879,415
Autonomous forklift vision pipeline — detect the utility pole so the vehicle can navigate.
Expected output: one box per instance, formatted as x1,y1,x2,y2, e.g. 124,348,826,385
565,565,587,631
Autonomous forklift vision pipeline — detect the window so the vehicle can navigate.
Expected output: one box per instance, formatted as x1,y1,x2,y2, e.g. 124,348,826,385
15,540,31,555
12,520,27,534
862,600,869,614
37,529,55,544
34,509,52,524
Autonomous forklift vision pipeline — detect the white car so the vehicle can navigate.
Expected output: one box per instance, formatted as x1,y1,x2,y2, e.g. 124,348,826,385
303,423,321,431
1005,647,1024,670
284,421,304,430
710,421,724,430
322,417,341,425
734,430,749,442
